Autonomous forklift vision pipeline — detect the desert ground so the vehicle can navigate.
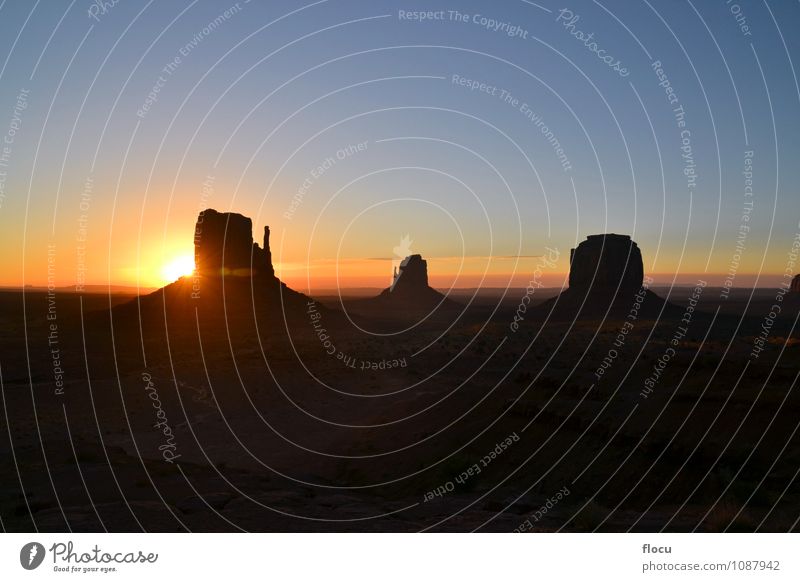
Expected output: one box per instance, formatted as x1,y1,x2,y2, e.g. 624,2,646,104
1,281,798,532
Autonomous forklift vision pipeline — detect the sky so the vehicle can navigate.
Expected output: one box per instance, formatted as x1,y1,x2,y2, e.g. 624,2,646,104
0,0,798,291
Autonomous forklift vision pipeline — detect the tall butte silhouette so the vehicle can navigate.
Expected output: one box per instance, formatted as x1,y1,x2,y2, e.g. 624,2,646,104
339,251,458,332
369,253,458,313
114,209,318,330
540,233,673,318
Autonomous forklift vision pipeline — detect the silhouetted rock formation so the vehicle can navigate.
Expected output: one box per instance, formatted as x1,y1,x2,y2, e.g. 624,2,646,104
262,225,274,278
569,234,643,294
378,253,455,307
113,209,320,332
390,254,429,296
194,209,274,278
791,274,800,294
539,234,673,319
344,254,457,325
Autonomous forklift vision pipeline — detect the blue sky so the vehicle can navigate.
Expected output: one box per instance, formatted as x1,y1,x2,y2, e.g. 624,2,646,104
0,0,798,288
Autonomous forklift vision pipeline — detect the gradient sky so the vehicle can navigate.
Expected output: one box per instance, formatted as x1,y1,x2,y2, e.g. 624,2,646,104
0,0,798,291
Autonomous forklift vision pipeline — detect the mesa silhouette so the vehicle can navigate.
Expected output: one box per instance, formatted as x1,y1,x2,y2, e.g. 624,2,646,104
113,209,319,330
376,254,457,308
539,233,676,319
340,252,461,332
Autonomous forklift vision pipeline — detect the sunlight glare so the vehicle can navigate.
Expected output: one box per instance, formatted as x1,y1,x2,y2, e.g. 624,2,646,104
161,254,195,283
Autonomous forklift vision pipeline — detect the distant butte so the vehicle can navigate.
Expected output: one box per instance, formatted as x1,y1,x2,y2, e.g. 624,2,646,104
569,233,644,295
791,274,800,294
540,233,672,318
377,254,455,308
388,255,430,296
342,253,458,325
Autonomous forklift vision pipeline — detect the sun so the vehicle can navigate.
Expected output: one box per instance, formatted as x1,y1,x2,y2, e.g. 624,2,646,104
161,254,195,283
